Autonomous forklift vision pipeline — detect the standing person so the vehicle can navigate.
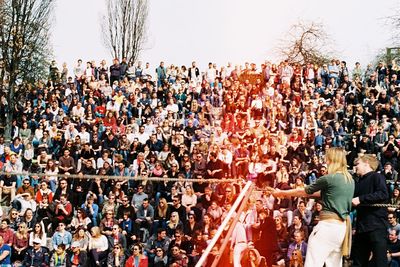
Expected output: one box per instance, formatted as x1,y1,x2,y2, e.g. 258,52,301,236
351,154,390,267
229,218,248,267
273,147,354,267
254,209,279,267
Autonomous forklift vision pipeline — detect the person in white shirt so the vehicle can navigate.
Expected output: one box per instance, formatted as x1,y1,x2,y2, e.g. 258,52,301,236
13,193,37,215
205,62,216,85
84,62,93,80
71,102,85,118
64,124,79,141
100,81,113,99
96,150,112,169
165,98,179,114
78,125,90,144
143,119,155,135
142,62,152,80
280,60,294,84
137,126,150,145
226,62,234,77
106,99,120,114
88,226,109,266
73,59,84,82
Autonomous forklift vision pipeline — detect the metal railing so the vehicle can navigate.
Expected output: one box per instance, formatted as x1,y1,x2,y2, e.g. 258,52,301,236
195,181,254,267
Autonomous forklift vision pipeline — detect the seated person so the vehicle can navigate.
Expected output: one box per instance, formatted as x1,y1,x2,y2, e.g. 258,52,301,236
287,230,307,263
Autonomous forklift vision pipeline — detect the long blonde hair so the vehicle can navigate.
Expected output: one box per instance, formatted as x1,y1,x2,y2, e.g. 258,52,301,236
16,222,29,240
325,147,352,182
168,211,180,228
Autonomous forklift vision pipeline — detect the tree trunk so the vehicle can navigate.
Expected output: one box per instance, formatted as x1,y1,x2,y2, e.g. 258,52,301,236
4,74,15,144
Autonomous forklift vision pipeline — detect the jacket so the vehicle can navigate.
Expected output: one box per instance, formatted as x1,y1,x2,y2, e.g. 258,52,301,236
23,246,50,267
125,254,148,267
354,171,389,233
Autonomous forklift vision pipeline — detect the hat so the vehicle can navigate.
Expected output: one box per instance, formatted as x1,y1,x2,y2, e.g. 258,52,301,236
71,241,80,248
32,237,42,244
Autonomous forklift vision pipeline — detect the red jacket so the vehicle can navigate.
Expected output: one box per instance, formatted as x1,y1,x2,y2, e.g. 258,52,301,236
125,254,148,267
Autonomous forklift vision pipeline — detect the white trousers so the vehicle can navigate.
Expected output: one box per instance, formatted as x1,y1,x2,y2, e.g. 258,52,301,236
233,243,248,267
304,220,346,267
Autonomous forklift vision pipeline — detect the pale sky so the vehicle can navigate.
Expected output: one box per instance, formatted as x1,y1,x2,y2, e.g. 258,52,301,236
52,0,399,74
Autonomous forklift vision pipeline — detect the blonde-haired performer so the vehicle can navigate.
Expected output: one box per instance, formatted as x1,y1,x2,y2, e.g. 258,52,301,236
351,154,389,267
273,147,354,267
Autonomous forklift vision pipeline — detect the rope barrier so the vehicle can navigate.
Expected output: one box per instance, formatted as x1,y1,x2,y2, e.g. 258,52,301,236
0,171,241,183
359,203,400,208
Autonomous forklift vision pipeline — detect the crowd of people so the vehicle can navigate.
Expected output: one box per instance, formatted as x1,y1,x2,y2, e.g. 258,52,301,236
0,57,398,266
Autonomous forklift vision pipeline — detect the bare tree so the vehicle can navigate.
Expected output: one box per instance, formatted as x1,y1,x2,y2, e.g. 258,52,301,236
0,0,54,141
276,21,335,66
102,0,148,64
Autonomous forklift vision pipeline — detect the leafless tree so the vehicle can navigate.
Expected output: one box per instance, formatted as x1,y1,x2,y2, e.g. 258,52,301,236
102,0,148,64
276,21,335,66
0,0,54,141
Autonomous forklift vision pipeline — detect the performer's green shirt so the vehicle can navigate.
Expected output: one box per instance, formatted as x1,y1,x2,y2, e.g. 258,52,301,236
305,173,355,220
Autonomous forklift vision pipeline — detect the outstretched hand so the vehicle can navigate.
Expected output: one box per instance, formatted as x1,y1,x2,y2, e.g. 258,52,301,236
272,188,285,198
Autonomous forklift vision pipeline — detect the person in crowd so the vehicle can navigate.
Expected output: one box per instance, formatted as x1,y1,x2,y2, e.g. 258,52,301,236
145,228,171,265
29,223,47,247
288,215,309,242
240,248,267,267
126,243,148,267
153,246,168,267
287,230,308,262
88,226,109,266
70,207,93,232
387,229,400,267
50,244,68,267
53,193,73,228
52,221,73,251
107,243,126,267
23,237,51,267
0,235,11,266
107,225,127,251
12,221,29,263
66,241,88,267
0,219,14,246
72,226,89,251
